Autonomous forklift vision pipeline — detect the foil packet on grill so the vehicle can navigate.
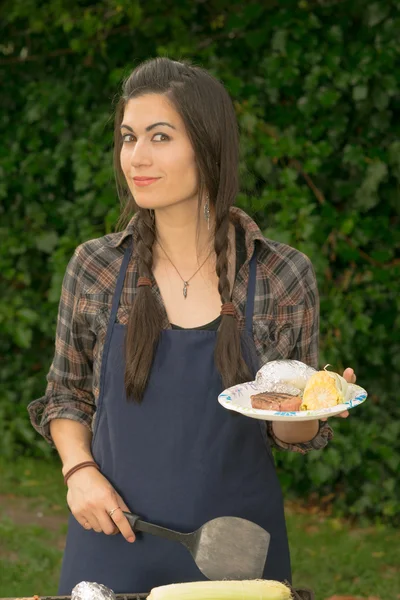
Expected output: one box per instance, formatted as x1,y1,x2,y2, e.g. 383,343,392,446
71,582,116,600
255,359,317,396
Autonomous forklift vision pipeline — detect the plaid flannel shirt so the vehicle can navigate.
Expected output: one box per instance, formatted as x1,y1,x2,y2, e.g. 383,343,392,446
28,207,333,454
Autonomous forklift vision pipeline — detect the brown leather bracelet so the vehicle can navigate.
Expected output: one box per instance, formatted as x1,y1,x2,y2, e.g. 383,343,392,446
63,460,100,486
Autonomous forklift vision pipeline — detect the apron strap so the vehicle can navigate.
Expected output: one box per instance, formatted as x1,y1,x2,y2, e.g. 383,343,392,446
98,236,133,406
245,249,257,336
109,237,134,325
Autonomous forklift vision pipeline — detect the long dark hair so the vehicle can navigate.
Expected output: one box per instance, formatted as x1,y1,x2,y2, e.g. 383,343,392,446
113,57,252,402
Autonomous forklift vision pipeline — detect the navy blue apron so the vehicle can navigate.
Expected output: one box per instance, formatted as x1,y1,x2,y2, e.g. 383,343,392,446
58,237,291,594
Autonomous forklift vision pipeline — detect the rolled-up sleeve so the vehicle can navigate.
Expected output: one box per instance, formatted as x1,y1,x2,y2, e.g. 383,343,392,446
27,245,96,446
268,257,334,454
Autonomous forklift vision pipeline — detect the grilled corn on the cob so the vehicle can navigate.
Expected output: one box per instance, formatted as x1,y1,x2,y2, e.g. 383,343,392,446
301,366,349,410
147,579,293,599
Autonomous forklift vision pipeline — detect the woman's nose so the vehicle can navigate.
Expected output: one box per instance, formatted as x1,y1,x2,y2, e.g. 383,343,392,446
130,140,152,167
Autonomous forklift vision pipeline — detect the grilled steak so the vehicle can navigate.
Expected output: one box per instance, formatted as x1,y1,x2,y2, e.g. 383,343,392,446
250,392,302,412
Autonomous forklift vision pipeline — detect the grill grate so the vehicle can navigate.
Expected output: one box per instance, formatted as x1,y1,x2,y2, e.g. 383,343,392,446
4,584,315,600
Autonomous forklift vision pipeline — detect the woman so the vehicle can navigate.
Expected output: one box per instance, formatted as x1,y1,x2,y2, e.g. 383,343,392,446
28,57,356,594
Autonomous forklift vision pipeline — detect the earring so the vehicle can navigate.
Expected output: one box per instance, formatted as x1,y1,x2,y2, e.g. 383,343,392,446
204,195,210,231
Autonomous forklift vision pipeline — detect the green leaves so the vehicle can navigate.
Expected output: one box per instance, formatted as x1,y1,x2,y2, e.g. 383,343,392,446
35,232,59,254
352,85,369,101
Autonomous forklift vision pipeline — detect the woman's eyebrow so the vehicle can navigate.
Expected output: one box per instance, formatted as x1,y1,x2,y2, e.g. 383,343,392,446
120,122,176,132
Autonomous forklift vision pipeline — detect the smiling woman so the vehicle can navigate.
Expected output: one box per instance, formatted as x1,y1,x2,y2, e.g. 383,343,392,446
28,57,336,596
119,99,196,204
112,61,254,401
120,120,176,187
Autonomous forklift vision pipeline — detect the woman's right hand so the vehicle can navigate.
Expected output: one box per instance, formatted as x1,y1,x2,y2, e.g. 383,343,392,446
66,466,136,543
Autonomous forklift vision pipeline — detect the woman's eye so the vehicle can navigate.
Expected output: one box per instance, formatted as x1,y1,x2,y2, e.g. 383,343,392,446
122,134,135,143
152,133,170,142
121,132,170,143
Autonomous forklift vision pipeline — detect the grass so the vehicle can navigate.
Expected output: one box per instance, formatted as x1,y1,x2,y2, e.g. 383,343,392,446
0,518,65,597
289,512,399,598
0,457,67,597
0,457,399,599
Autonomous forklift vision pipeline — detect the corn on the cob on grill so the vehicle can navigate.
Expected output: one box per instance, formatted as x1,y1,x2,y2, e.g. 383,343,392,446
147,579,293,599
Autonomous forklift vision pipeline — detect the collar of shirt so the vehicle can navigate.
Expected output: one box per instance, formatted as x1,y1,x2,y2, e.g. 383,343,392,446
104,206,266,264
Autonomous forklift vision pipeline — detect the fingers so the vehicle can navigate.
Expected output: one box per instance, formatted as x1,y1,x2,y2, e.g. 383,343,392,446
67,470,135,542
77,516,91,530
108,509,135,543
343,367,357,384
110,494,136,543
77,505,131,540
87,494,135,541
96,509,120,537
320,408,349,422
77,514,102,533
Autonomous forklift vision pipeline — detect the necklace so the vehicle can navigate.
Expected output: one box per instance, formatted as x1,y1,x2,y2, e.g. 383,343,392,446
156,240,214,299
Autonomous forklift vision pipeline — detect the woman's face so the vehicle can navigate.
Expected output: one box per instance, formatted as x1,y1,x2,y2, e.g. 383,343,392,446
120,93,199,211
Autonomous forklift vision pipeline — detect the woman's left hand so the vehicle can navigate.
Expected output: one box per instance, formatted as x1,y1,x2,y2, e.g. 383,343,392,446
320,367,356,422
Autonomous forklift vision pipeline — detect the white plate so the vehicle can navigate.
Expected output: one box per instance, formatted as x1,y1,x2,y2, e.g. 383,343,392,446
218,380,368,421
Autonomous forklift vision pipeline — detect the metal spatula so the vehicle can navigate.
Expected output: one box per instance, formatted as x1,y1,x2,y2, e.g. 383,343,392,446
123,511,270,580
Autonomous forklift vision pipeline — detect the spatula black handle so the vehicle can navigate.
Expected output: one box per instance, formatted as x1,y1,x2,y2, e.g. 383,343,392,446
123,511,192,547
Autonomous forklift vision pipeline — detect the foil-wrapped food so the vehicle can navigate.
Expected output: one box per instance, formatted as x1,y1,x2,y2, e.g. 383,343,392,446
252,360,350,412
71,582,116,600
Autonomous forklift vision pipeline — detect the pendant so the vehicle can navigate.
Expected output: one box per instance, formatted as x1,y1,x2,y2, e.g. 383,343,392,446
183,281,189,299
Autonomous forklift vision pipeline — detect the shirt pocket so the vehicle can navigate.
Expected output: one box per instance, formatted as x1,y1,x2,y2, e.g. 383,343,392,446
253,302,305,362
77,294,131,337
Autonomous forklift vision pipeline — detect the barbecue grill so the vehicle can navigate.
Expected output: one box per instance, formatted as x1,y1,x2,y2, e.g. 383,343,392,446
3,581,315,600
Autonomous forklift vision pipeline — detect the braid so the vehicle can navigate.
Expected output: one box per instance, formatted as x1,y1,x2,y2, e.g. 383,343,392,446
124,209,163,402
214,211,231,303
136,209,155,277
214,210,252,388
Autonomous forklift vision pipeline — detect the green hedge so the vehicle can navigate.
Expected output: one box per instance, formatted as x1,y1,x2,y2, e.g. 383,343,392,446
1,0,399,523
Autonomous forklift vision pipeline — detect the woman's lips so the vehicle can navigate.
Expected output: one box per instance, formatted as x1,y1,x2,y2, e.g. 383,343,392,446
133,177,160,187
